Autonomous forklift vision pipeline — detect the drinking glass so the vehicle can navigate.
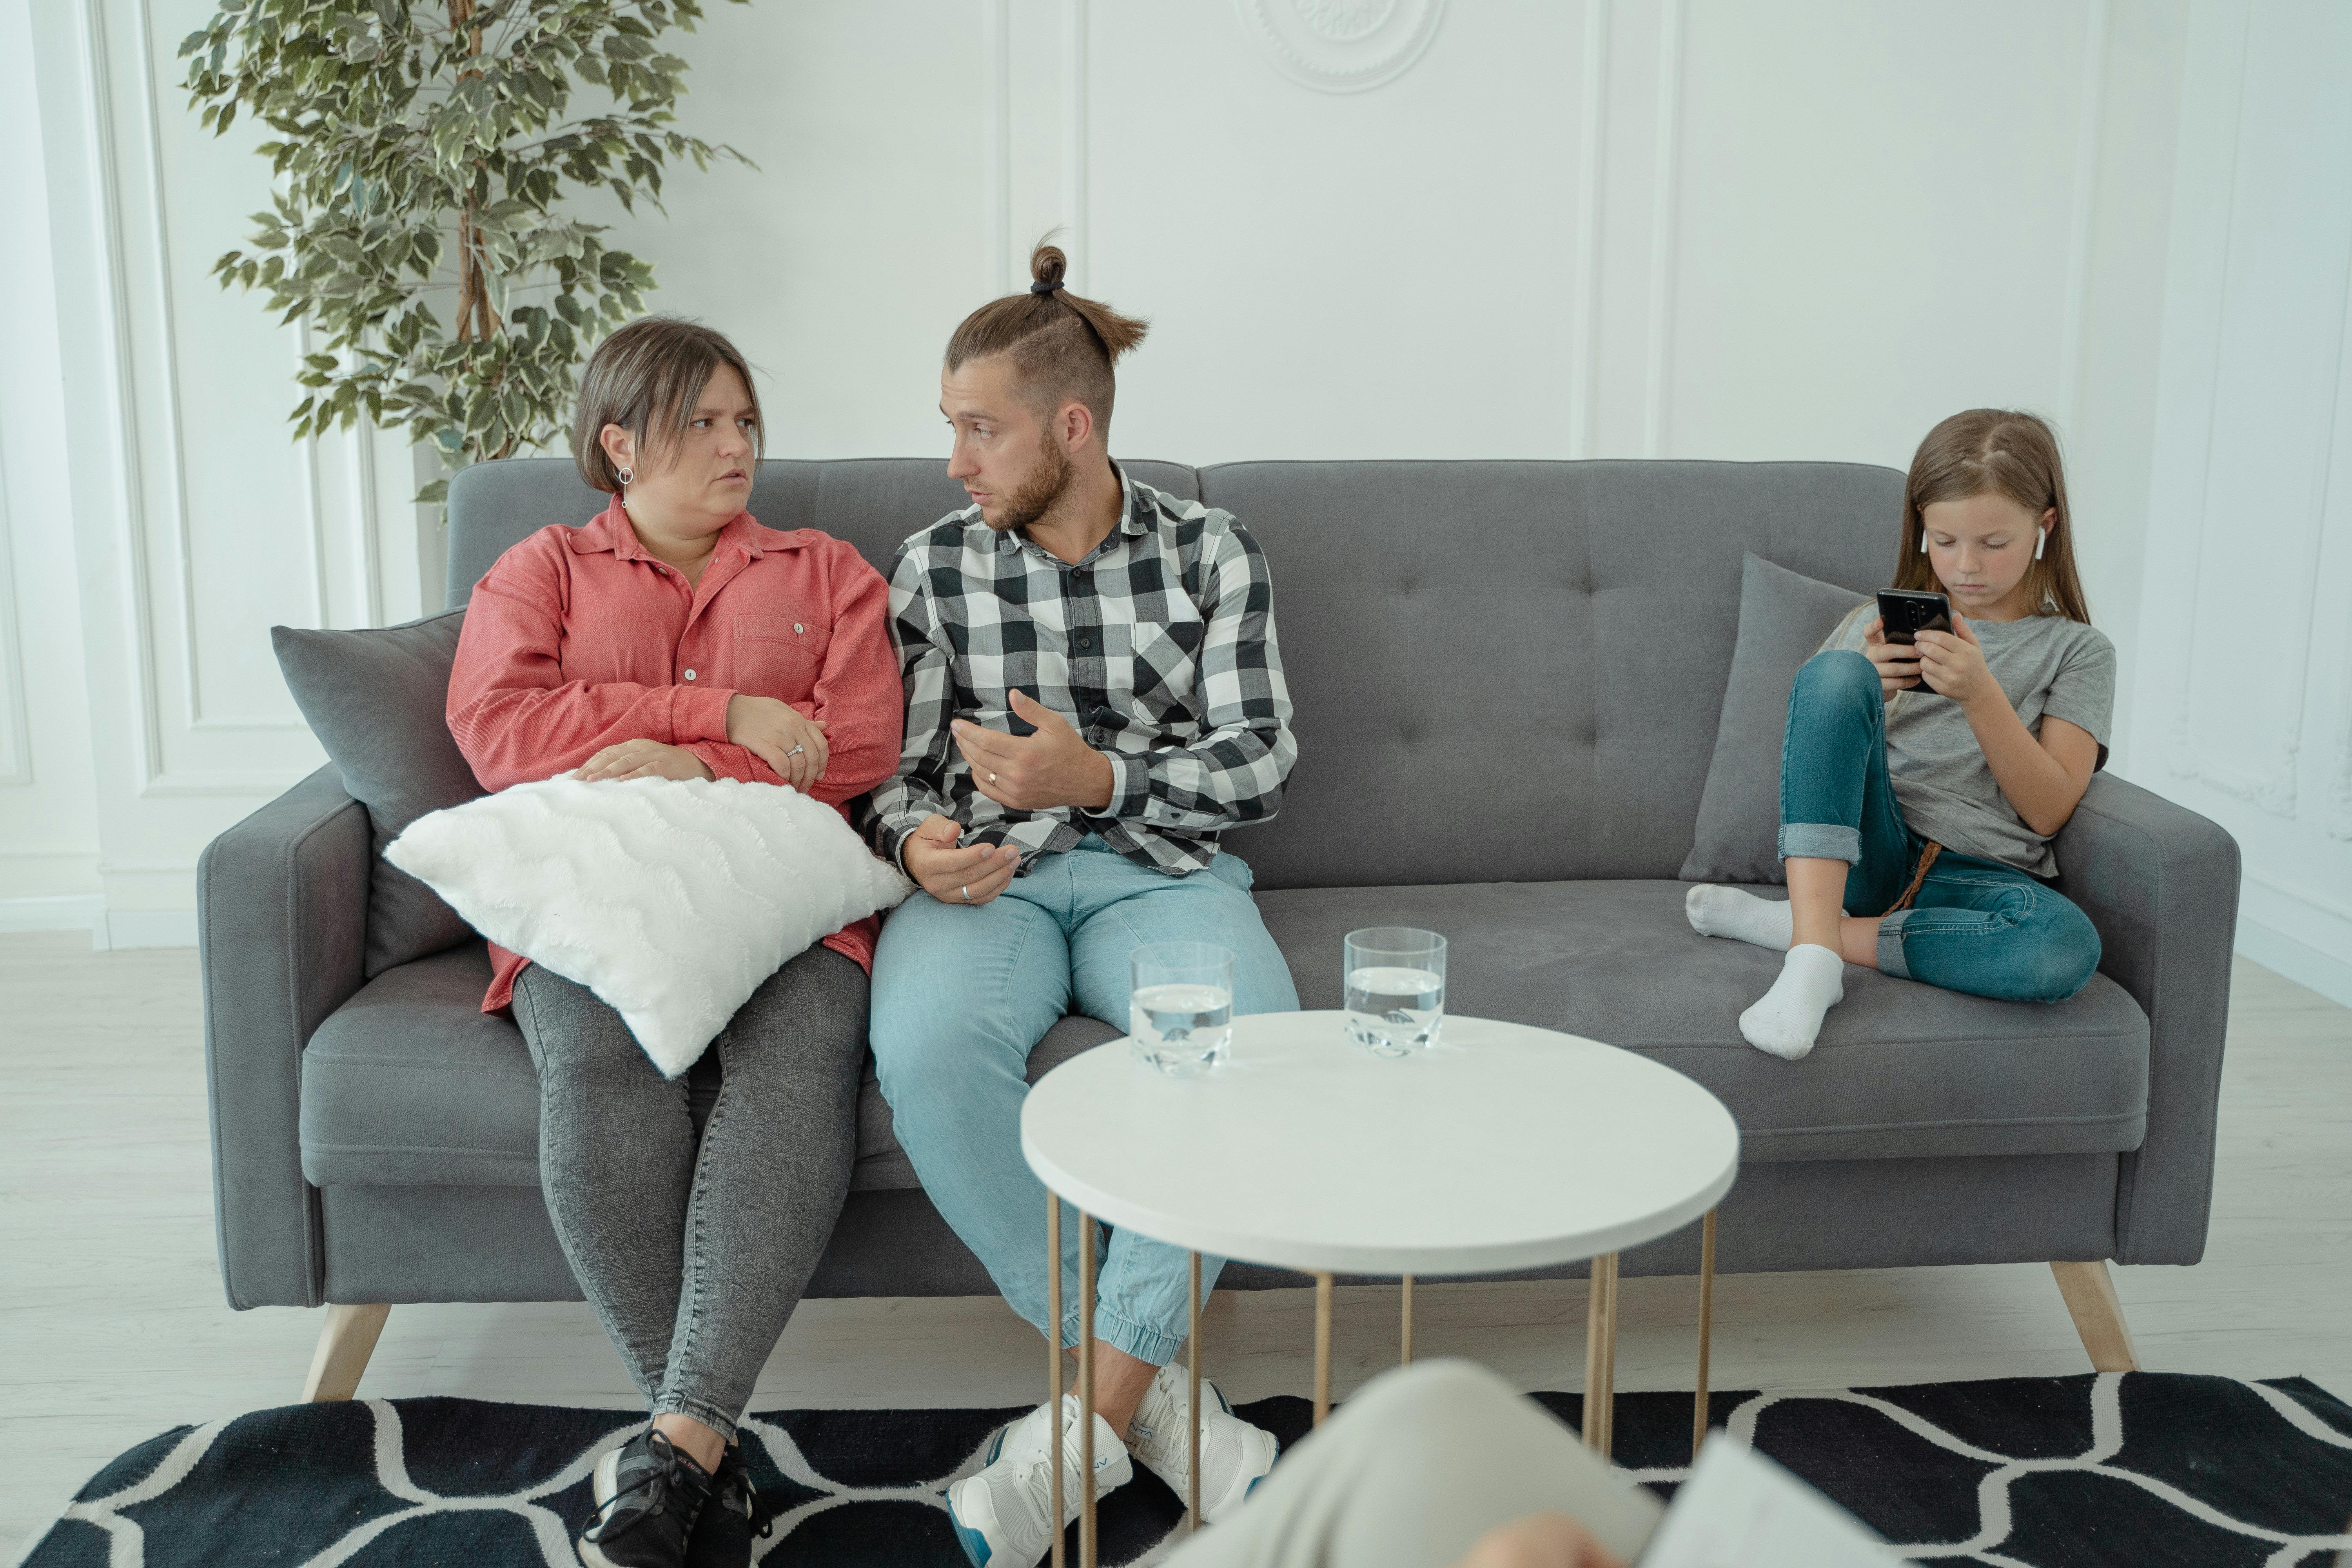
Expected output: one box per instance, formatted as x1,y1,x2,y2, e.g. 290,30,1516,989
1129,942,1234,1076
1343,927,1448,1056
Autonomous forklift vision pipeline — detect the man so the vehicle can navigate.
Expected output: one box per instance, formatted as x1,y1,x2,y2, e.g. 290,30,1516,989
862,240,1300,1568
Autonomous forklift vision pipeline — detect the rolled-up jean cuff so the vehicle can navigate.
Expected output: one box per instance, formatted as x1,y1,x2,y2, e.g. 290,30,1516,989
1091,1302,1186,1367
1779,822,1862,864
1877,908,1914,979
652,1392,740,1444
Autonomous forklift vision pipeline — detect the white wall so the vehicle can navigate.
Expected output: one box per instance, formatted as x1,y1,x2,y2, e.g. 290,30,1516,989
2131,0,2352,1007
10,0,2336,1004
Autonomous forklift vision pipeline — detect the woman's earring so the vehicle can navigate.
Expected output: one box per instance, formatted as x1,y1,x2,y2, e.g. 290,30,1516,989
2034,527,2046,561
616,466,635,487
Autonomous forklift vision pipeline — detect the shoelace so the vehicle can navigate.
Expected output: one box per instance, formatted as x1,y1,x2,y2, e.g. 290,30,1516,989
582,1429,685,1540
1018,1404,1102,1527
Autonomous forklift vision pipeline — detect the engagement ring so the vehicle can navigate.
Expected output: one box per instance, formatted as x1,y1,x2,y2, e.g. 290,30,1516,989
787,744,806,757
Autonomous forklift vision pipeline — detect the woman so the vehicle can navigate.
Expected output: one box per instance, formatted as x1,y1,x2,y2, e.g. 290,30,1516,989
1686,408,2112,1060
446,317,901,1568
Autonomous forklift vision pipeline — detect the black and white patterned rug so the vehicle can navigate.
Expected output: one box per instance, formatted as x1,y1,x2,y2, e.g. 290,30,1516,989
20,1373,2352,1566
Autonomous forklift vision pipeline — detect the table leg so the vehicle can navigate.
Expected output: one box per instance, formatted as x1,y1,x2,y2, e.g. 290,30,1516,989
1187,1251,1202,1532
1583,1252,1619,1456
1080,1211,1097,1568
1048,1192,1065,1568
1401,1274,1414,1367
1693,1207,1717,1462
1313,1271,1334,1426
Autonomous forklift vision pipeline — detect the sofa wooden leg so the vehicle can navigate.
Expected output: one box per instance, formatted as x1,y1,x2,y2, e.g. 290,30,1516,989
302,1303,391,1402
2049,1261,2140,1372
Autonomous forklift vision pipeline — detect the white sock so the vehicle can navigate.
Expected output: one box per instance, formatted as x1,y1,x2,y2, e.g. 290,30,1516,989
1685,885,1795,951
1738,944,1846,1060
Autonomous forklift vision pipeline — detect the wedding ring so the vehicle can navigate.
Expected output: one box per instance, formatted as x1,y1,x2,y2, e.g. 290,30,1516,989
988,770,999,783
961,885,973,902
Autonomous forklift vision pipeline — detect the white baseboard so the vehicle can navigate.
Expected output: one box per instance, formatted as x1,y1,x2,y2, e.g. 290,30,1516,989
93,909,198,950
0,893,103,934
2236,917,2352,1011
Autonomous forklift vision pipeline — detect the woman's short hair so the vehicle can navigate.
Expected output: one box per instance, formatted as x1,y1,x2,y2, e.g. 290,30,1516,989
571,316,762,494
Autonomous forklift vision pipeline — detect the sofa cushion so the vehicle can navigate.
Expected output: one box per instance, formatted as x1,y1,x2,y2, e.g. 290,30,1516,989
1680,555,1870,885
273,612,486,977
1254,880,2149,1163
300,942,1119,1192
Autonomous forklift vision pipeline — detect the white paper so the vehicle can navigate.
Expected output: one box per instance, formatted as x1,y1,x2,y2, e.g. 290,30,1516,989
1636,1437,1903,1567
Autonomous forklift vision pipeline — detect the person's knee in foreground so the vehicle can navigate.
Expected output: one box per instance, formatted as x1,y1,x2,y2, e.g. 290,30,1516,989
447,318,903,1568
1685,408,2112,1058
858,239,1302,1567
1161,1359,1661,1568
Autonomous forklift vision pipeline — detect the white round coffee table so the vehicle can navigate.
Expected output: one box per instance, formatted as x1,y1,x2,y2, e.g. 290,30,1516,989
1020,1010,1739,1564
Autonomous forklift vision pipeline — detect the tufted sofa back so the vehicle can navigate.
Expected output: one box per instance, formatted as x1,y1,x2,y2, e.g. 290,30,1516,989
446,456,1903,891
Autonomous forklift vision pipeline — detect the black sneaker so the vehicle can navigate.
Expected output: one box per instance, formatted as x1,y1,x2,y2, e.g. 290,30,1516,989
684,1445,779,1568
579,1428,715,1568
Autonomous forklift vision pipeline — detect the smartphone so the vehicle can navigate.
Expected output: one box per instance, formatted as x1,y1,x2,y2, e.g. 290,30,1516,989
1875,589,1951,646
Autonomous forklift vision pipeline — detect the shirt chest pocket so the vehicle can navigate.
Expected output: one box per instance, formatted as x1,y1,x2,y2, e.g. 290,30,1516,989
1127,613,1207,701
733,611,832,699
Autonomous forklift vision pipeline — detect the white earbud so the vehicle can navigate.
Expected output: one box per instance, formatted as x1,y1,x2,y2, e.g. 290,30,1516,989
1919,529,1929,555
2034,527,2046,561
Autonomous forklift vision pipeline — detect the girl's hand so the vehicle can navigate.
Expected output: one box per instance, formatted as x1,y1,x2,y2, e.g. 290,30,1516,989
574,739,716,783
1861,616,1923,699
725,693,830,792
1915,611,1996,707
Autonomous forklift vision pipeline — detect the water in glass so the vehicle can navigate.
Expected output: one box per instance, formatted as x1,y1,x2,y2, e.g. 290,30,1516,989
1129,941,1236,1076
1128,982,1233,1076
1343,927,1448,1056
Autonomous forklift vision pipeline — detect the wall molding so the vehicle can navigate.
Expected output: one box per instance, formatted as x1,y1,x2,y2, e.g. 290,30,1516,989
1060,0,1090,287
984,0,1012,298
0,895,105,935
2056,0,2108,436
1566,0,1607,461
1638,0,1682,459
0,411,31,787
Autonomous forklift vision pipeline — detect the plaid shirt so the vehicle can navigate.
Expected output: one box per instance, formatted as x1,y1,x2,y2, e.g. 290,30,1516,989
861,466,1295,876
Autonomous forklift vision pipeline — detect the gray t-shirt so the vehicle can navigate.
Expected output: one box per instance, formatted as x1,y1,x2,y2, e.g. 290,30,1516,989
1823,607,2116,877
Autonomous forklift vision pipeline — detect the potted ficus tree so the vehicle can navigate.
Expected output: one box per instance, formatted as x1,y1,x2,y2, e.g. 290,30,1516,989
181,0,750,504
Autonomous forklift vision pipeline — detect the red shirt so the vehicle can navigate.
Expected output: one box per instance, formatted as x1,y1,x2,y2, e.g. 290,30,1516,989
447,499,903,1014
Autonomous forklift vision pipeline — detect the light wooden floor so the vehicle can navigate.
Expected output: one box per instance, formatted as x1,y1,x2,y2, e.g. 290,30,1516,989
3,933,2347,1556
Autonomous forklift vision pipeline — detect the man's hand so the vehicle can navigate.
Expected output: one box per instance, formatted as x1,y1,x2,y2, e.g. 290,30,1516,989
1862,615,1923,699
900,814,1023,907
574,739,716,783
726,693,829,792
952,690,1116,812
1914,611,1996,708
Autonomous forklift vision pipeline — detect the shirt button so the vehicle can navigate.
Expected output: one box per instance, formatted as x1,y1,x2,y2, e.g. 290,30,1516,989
684,670,697,681
794,622,805,634
1078,635,1094,650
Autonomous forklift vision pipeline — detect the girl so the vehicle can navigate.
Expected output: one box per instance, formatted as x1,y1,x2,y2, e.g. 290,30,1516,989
1686,408,2113,1060
446,318,902,1567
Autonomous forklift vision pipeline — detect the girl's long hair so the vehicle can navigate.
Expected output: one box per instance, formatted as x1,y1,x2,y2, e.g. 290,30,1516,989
1894,409,2091,624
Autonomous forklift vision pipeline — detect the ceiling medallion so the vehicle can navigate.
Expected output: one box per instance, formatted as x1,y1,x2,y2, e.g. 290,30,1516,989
1236,0,1447,94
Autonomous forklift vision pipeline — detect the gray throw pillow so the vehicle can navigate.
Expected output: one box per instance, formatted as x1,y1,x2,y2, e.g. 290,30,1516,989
272,610,486,976
1679,554,1870,885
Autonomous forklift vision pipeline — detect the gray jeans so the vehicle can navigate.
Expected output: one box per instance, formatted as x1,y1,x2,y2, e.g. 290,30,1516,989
512,945,866,1440
1164,1359,1662,1568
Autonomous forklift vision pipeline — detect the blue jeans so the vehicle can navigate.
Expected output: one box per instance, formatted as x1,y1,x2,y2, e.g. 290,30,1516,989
1777,651,2102,1003
869,836,1301,1365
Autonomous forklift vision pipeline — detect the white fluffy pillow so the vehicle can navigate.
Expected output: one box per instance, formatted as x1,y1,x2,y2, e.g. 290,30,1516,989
386,776,912,1077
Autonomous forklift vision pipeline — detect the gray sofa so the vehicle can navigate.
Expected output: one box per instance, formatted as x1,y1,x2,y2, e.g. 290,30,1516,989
200,456,2240,1396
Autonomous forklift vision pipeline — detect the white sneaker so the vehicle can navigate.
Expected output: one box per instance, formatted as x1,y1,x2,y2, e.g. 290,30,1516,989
1123,1363,1279,1524
946,1394,1132,1568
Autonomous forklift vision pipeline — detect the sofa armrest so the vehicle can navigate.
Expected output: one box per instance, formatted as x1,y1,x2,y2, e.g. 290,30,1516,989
2051,772,2241,1265
197,764,371,1309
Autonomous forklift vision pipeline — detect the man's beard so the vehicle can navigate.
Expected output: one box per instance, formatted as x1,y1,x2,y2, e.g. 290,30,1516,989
985,437,1075,534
